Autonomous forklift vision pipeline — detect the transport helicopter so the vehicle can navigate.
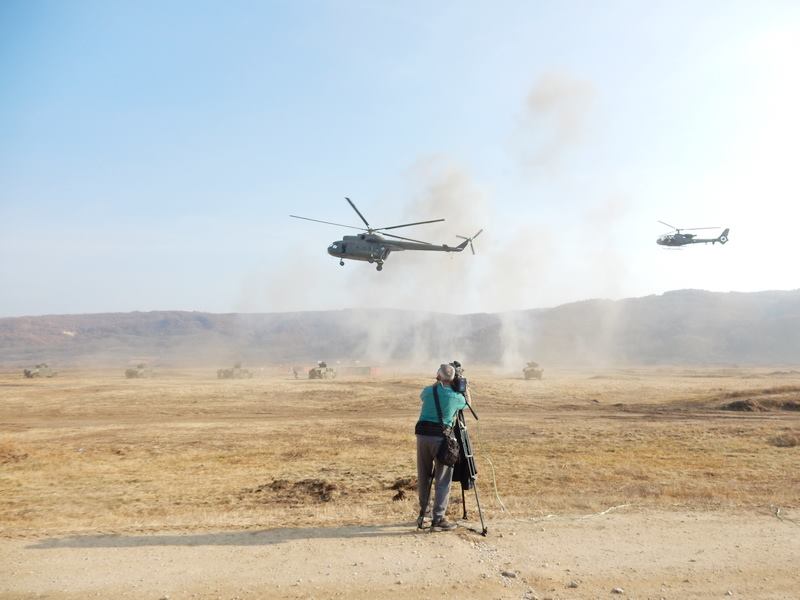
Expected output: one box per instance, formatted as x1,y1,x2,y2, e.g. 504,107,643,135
291,197,482,271
656,221,730,247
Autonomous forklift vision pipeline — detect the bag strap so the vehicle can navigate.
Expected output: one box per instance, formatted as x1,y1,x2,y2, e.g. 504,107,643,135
432,384,447,427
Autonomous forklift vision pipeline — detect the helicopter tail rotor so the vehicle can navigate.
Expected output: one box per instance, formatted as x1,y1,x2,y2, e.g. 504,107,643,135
456,229,483,255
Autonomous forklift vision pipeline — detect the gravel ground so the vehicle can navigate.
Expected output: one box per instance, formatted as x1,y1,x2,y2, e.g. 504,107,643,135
2,509,798,599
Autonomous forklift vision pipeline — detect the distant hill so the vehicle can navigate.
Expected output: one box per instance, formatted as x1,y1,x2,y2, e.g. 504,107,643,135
1,289,799,367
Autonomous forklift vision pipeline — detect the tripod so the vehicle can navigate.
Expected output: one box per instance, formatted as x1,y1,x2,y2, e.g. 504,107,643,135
454,400,488,535
417,398,487,536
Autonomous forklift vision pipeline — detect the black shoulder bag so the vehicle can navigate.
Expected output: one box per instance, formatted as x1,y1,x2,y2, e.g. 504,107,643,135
433,384,461,467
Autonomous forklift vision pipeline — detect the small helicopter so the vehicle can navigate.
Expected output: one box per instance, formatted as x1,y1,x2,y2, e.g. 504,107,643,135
291,197,482,271
656,221,730,247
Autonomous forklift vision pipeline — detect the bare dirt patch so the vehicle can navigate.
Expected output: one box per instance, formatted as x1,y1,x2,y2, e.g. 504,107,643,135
0,441,28,465
769,432,800,447
242,478,340,504
722,398,770,411
721,397,800,412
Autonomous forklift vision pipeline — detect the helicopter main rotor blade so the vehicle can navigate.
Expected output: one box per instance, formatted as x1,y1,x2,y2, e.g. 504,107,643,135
681,227,721,231
290,215,366,231
376,218,446,231
657,220,677,230
345,197,371,229
381,232,434,245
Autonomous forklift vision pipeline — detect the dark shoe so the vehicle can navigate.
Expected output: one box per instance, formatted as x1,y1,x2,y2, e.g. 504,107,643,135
431,518,457,531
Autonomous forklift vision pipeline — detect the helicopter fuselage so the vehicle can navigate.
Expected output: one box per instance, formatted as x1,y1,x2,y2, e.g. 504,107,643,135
657,233,700,246
656,228,729,247
327,234,394,263
327,233,464,264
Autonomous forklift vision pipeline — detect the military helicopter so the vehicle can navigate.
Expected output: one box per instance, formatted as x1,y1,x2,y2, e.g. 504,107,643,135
291,197,482,271
656,221,730,247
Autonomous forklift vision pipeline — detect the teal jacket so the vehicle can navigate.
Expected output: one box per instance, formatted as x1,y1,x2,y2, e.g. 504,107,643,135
418,383,467,427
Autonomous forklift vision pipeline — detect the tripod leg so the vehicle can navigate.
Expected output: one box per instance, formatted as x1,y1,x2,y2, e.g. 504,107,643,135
473,484,488,536
461,487,468,519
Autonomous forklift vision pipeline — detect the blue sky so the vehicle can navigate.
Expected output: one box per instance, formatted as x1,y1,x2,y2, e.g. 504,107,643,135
2,1,799,316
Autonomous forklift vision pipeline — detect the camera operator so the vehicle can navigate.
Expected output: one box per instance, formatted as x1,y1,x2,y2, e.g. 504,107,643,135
415,363,467,531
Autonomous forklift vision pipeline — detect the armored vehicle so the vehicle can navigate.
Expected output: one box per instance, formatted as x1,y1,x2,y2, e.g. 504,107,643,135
308,361,336,379
523,361,544,380
217,362,253,379
125,364,152,378
23,363,55,378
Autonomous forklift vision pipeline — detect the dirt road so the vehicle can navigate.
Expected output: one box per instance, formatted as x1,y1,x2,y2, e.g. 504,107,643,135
2,510,798,599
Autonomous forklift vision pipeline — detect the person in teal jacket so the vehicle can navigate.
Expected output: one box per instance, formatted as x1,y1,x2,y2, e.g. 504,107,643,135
415,363,467,531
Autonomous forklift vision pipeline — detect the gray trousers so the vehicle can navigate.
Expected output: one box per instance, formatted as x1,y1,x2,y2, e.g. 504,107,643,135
416,434,454,520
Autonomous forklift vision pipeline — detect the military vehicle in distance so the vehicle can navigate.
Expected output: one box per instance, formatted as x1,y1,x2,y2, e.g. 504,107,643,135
308,361,336,379
23,363,55,378
523,361,544,380
125,363,153,379
217,362,253,379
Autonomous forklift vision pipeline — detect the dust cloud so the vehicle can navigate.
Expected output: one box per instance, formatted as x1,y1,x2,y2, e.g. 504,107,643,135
516,72,595,170
237,72,632,369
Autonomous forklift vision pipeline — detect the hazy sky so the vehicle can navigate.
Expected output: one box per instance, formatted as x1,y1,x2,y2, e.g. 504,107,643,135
2,1,799,317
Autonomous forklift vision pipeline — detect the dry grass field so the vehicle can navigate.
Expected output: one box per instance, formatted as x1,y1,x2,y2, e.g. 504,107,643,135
2,367,798,538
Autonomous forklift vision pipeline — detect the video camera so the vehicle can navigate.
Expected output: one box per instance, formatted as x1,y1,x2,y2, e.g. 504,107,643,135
450,360,468,394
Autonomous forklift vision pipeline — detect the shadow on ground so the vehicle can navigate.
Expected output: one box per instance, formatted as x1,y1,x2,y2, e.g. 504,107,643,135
27,523,425,550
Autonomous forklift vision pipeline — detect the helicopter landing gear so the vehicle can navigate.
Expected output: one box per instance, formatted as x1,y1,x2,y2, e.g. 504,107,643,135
376,262,383,271
339,260,345,266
